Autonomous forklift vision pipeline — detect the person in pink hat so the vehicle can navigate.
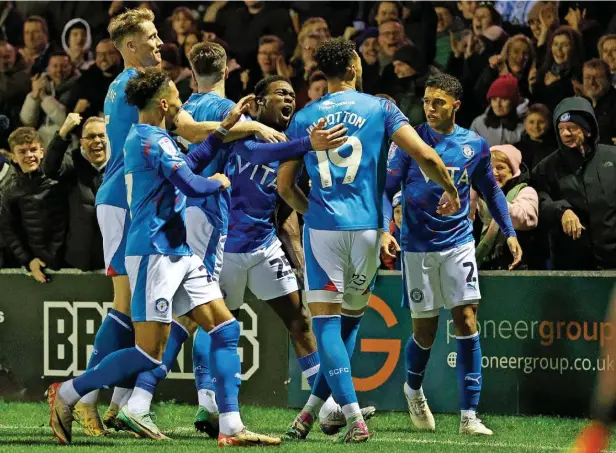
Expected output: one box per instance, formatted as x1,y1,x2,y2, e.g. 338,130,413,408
470,73,526,147
471,144,539,270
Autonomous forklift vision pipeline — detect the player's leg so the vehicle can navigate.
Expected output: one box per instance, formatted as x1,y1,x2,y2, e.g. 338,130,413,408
287,228,376,443
177,255,281,446
48,255,175,444
570,288,616,453
401,250,439,431
73,206,134,435
442,242,491,436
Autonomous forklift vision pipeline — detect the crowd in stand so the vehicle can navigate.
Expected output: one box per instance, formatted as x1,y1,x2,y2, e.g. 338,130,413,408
2,0,616,277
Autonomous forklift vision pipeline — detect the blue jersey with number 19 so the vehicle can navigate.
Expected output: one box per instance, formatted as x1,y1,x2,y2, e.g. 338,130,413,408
286,90,408,231
96,68,139,208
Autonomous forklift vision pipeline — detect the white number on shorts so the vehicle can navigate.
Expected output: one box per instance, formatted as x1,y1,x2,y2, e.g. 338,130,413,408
316,136,362,188
125,173,133,215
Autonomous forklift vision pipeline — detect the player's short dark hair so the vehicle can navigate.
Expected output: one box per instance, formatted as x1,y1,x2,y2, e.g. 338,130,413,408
125,68,171,110
314,37,356,80
255,75,292,102
189,41,227,83
425,73,463,100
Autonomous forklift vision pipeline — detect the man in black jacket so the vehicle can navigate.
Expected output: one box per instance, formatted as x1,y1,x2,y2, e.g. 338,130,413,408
531,96,616,270
0,126,69,281
43,113,106,271
580,59,616,145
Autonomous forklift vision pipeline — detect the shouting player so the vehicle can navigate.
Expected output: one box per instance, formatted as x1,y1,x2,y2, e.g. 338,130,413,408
278,38,459,443
48,68,282,447
220,75,376,437
83,8,285,436
383,73,522,436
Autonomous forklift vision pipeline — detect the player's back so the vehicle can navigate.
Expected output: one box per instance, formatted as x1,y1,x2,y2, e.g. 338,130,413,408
392,123,487,252
96,68,139,208
287,90,407,231
182,92,234,232
124,123,191,257
225,140,279,253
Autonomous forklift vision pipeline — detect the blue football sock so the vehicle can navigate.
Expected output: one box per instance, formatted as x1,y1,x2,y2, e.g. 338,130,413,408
341,314,362,357
312,315,357,407
405,335,432,390
193,327,214,392
73,347,160,397
456,332,482,412
297,351,320,388
209,320,241,414
87,309,134,370
134,321,189,394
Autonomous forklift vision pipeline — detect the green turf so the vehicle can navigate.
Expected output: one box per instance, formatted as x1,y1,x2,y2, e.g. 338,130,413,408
0,401,599,452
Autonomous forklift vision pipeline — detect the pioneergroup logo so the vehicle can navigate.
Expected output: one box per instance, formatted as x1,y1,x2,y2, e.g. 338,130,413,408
445,318,614,347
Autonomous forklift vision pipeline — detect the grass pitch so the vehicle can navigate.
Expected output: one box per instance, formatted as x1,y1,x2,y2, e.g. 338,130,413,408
0,401,602,452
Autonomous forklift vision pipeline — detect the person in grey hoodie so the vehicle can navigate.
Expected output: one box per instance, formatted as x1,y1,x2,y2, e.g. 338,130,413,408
61,18,92,70
531,96,616,270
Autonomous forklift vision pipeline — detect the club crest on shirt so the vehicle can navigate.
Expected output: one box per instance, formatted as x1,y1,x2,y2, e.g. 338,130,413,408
155,298,170,314
559,113,571,122
462,144,474,158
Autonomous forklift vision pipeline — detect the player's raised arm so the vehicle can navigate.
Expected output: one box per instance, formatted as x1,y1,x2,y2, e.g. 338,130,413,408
171,95,287,144
392,124,459,214
277,157,308,214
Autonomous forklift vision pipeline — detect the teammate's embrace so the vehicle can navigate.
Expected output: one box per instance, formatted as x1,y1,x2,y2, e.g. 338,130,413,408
383,73,522,436
47,68,281,447
278,38,459,443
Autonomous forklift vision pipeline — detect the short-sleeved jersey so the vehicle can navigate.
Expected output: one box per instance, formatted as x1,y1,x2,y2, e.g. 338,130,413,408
96,68,139,208
181,92,234,234
386,124,490,253
224,140,279,253
286,90,408,231
124,124,192,257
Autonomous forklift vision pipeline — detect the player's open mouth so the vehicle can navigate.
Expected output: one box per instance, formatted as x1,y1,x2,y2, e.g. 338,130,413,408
281,105,293,118
427,114,437,122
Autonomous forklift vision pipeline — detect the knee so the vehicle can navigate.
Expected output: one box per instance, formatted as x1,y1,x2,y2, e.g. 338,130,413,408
413,329,436,349
211,319,240,348
453,307,477,336
288,311,312,341
137,342,166,363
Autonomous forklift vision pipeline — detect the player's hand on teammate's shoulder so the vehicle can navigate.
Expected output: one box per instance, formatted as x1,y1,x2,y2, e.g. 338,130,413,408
436,190,461,216
221,95,253,131
506,236,523,270
380,231,401,259
255,124,288,143
309,118,348,151
208,173,230,190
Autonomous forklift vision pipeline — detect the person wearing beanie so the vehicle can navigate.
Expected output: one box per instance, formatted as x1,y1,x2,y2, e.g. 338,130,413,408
388,44,439,125
472,144,539,270
470,74,526,147
356,27,380,94
531,96,616,270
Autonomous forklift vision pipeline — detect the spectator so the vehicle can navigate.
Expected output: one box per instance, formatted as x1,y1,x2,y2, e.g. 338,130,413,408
471,74,526,147
527,2,559,67
579,59,616,145
0,1,24,46
160,43,192,102
457,1,478,28
378,18,407,70
529,26,584,113
434,4,463,69
473,145,538,270
294,16,331,42
181,30,202,67
67,38,121,121
476,34,535,107
20,52,78,147
241,35,284,95
166,6,197,47
0,127,70,281
42,114,106,271
19,15,54,75
205,1,296,67
0,150,15,269
0,41,30,130
380,190,402,271
598,34,616,87
355,27,380,94
564,6,601,62
306,70,327,103
389,44,439,125
61,18,93,70
369,1,402,26
290,31,322,81
403,2,437,68
515,103,557,171
531,97,616,270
